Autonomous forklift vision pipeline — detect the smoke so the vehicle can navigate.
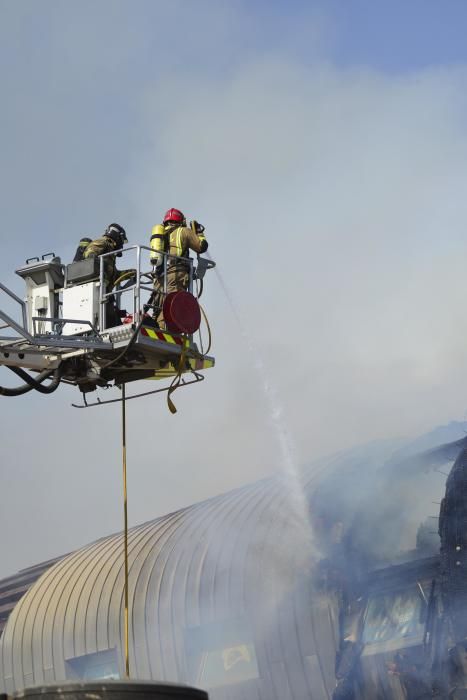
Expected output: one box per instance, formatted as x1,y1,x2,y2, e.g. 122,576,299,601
308,423,467,571
126,57,467,468
2,1,467,581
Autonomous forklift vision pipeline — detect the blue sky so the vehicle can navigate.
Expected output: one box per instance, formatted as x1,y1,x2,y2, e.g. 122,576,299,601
323,0,467,71
2,1,467,578
0,0,463,266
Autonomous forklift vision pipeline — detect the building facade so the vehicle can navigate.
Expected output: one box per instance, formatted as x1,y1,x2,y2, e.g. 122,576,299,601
0,472,339,700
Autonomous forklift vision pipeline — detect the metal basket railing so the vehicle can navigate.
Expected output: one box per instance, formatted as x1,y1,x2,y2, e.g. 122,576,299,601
98,244,215,332
0,281,31,341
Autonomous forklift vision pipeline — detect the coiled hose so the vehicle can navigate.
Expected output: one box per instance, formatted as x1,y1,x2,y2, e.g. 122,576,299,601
0,365,63,396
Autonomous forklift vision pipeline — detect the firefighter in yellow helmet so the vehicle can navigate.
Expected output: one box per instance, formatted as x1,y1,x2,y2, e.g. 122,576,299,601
150,208,208,327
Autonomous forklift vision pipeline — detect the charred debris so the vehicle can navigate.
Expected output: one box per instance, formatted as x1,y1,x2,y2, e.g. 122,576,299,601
308,428,467,699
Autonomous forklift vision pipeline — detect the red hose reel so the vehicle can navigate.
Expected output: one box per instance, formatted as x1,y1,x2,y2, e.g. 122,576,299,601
162,291,201,334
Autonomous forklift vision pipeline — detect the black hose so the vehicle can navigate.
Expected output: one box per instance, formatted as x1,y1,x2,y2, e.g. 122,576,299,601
9,365,63,394
0,379,35,397
196,277,204,299
0,366,62,397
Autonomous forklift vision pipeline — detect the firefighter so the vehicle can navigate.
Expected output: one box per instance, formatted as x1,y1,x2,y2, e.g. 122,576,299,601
150,208,208,327
84,223,134,328
73,237,92,262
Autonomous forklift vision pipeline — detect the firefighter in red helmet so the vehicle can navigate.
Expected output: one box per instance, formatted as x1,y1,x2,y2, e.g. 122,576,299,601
150,208,208,327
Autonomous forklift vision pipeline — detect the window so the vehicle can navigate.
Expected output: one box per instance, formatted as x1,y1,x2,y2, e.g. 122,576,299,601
66,649,119,681
362,587,425,644
197,643,259,688
185,619,259,689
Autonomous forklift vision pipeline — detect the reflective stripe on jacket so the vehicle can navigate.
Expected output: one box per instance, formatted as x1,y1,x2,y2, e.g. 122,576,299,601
73,238,92,263
150,223,208,276
160,224,208,259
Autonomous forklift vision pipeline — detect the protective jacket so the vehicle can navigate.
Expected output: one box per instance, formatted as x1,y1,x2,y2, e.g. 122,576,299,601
73,238,91,262
150,224,208,327
84,236,132,289
150,224,208,271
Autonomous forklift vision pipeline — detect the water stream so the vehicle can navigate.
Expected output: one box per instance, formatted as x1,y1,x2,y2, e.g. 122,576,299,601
211,265,312,541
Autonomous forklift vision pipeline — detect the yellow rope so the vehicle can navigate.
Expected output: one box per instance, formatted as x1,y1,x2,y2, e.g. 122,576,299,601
166,336,189,414
122,384,130,677
199,303,212,355
164,300,213,413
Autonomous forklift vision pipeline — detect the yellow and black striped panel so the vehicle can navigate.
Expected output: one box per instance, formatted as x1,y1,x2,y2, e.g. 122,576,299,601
140,326,189,347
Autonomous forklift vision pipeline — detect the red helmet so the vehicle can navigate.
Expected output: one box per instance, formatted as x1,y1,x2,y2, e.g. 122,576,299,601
163,208,185,225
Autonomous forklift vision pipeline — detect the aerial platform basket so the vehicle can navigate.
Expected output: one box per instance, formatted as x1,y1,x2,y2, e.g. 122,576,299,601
0,245,215,404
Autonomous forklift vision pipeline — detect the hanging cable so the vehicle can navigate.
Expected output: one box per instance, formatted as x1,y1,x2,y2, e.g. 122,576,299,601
121,384,130,678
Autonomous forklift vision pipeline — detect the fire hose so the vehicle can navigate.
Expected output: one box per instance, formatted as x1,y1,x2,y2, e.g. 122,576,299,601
0,365,63,396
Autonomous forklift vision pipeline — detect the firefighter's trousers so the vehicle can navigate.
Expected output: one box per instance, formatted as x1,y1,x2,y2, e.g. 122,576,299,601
153,268,190,328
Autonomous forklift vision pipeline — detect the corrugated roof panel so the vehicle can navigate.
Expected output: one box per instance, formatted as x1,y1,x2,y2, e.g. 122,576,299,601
0,470,338,699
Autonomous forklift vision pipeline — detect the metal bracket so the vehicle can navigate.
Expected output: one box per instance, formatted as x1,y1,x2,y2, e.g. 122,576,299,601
71,372,205,408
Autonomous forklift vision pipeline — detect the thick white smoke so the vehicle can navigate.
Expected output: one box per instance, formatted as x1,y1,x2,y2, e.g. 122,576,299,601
2,1,467,578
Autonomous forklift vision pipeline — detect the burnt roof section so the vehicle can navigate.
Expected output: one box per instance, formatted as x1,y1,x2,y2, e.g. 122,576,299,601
367,555,440,593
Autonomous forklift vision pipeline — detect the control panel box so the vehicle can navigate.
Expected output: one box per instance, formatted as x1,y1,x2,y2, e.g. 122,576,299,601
62,282,100,335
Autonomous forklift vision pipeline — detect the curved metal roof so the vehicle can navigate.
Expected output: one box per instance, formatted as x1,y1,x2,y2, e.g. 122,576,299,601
0,468,338,699
0,557,63,638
